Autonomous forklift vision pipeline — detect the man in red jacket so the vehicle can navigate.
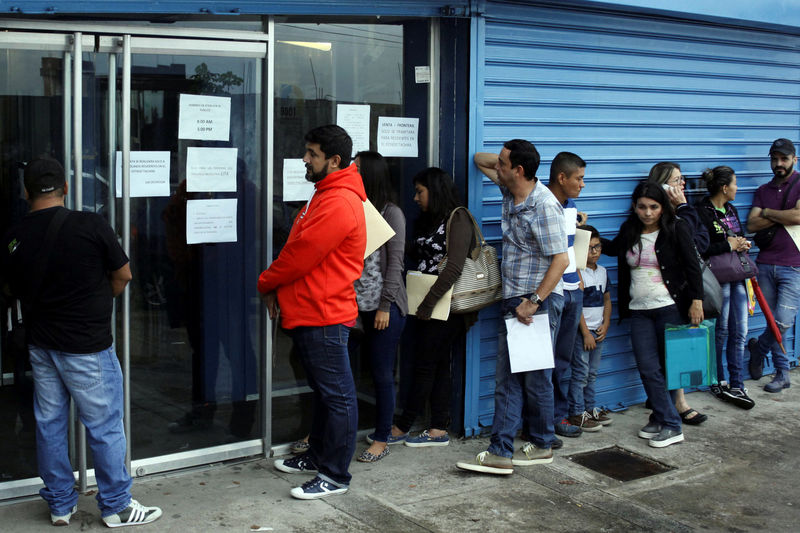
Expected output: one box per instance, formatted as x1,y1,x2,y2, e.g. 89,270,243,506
258,125,366,499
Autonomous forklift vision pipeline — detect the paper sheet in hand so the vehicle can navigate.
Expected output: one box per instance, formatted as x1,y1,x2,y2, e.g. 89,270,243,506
363,200,395,259
783,224,800,253
574,228,591,270
406,271,452,321
505,315,554,373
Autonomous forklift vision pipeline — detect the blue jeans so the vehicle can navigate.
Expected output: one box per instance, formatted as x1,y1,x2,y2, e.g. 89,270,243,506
349,304,406,442
754,263,800,371
290,325,357,486
29,344,132,518
716,281,748,388
552,288,583,423
488,297,555,457
568,332,604,415
629,306,683,432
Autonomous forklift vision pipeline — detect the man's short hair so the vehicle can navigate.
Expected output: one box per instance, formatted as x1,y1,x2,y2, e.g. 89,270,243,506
770,138,796,157
503,139,540,181
304,125,353,169
24,157,66,200
549,151,586,183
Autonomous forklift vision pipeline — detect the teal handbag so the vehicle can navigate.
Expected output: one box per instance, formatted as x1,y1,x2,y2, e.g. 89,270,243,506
664,320,717,390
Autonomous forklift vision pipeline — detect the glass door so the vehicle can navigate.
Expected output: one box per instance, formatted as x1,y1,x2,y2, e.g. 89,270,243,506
0,27,268,500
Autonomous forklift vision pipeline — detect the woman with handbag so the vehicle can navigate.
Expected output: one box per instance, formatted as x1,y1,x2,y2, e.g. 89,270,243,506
389,167,477,447
348,151,409,462
697,166,756,410
604,182,704,448
647,162,709,426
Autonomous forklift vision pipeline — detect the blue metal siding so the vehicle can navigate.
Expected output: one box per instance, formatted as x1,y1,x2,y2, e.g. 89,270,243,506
4,1,469,16
464,0,800,435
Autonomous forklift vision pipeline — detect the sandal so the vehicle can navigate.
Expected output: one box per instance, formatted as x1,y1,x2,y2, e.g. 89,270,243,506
357,447,390,463
679,409,707,425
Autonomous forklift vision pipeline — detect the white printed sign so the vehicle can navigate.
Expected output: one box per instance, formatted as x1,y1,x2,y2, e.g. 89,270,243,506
377,116,419,158
186,147,238,192
115,151,170,198
186,198,238,244
282,159,314,202
178,94,231,141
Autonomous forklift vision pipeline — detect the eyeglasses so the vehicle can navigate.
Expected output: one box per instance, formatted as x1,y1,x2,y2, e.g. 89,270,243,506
667,175,686,185
589,244,602,252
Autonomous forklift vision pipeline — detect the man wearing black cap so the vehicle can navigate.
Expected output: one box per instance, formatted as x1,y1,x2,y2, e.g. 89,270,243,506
746,139,800,393
0,157,162,527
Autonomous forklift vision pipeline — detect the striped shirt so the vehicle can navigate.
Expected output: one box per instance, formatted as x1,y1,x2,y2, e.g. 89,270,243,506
500,181,568,298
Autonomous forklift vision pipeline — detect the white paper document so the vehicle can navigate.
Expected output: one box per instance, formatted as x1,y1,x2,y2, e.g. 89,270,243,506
574,228,591,270
178,94,231,141
783,224,800,253
282,159,314,201
336,104,370,156
186,147,238,192
186,198,238,244
363,199,395,259
115,151,170,198
377,116,419,158
505,315,555,373
406,271,452,321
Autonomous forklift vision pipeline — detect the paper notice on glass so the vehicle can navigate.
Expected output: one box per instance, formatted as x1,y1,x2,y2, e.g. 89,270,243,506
178,94,231,141
363,199,395,259
377,116,419,158
574,228,591,270
336,104,370,156
283,159,314,201
186,198,237,245
186,147,238,192
115,151,170,198
406,271,452,321
505,315,555,373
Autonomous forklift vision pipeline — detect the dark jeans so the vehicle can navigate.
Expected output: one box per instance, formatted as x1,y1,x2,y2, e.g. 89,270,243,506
349,304,406,442
552,288,583,423
488,297,555,457
394,315,465,433
290,324,357,486
629,306,682,432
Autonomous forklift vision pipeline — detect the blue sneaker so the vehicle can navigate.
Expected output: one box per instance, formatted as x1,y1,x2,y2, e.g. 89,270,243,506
554,418,582,438
274,453,318,474
366,432,407,445
290,476,348,500
764,370,791,393
404,430,449,447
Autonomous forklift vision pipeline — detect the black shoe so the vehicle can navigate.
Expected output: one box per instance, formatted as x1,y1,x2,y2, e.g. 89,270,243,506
722,387,755,410
748,338,764,380
551,437,563,450
709,382,730,401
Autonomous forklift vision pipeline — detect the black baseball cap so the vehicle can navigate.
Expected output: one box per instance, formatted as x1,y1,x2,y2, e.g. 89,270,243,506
24,157,66,194
769,138,796,157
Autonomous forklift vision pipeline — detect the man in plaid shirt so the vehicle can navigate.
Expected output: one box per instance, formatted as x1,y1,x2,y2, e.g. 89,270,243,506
457,139,568,475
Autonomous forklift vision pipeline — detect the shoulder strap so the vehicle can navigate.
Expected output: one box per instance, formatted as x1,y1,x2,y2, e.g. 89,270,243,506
26,208,69,313
780,173,800,209
444,207,485,260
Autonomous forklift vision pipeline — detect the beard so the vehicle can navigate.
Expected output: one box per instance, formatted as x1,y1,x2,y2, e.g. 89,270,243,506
305,161,329,183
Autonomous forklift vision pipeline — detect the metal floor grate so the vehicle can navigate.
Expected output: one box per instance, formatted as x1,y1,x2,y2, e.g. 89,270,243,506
566,445,676,481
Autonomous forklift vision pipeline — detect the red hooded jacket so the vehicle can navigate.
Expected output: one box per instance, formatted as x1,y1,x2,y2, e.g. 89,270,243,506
258,163,366,329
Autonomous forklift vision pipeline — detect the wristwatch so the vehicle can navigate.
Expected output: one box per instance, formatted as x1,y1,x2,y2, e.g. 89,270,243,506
531,293,543,306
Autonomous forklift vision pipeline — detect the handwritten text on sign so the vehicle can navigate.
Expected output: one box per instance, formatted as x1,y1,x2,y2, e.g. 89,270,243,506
377,116,419,158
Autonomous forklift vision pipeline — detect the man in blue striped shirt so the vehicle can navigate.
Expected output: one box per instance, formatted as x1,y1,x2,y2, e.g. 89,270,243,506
457,140,568,475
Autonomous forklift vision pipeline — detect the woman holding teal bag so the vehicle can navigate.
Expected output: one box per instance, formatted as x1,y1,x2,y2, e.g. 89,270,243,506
604,182,704,448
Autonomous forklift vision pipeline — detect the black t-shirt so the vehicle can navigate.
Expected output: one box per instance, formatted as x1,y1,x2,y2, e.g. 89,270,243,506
0,206,129,353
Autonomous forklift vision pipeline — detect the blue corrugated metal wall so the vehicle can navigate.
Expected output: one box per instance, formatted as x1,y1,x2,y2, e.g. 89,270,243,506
464,0,800,435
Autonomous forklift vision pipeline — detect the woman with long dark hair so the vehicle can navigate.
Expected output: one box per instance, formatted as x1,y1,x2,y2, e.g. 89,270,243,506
349,151,408,462
604,182,703,448
648,162,709,425
388,167,476,447
697,166,755,410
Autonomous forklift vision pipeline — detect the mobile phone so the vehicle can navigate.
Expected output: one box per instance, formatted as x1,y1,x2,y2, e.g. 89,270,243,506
662,184,673,193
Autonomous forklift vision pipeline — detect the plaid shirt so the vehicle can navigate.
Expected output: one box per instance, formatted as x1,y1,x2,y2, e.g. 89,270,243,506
500,180,568,298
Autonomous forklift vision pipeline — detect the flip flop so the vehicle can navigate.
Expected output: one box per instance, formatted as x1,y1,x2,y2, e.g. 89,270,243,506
679,409,707,425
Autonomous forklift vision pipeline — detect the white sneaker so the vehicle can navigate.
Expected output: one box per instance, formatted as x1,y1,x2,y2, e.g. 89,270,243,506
102,499,163,528
51,504,77,526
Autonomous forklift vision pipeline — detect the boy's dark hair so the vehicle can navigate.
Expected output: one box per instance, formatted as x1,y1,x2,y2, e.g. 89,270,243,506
24,156,66,200
549,151,586,183
583,224,601,241
304,125,353,169
503,139,540,181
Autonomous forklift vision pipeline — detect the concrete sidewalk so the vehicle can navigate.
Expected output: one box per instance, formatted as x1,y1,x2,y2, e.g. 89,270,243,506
2,370,798,532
